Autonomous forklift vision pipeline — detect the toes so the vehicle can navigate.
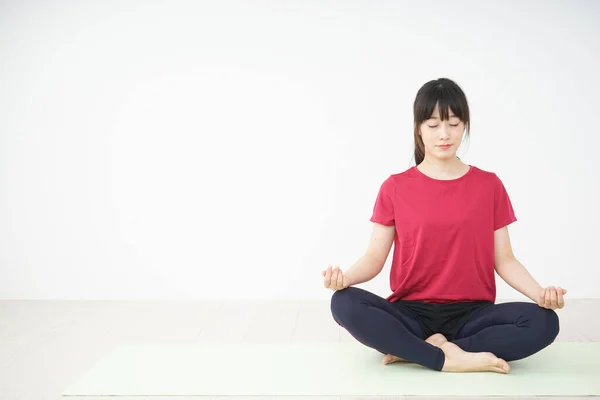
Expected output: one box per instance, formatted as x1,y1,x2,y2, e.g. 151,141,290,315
496,359,510,373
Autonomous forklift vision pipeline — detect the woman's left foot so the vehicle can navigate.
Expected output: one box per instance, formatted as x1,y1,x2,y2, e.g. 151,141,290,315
381,353,408,364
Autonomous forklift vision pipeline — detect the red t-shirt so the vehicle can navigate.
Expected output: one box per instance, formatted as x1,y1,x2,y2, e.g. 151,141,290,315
370,165,517,304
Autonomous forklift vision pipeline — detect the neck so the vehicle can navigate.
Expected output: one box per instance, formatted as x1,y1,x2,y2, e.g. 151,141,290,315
420,156,465,172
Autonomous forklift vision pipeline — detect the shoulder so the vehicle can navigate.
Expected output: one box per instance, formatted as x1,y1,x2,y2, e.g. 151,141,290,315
468,165,504,183
468,166,513,198
468,164,492,177
388,166,417,182
373,167,412,198
379,166,415,191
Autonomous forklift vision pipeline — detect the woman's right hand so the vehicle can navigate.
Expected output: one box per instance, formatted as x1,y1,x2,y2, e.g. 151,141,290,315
321,265,350,291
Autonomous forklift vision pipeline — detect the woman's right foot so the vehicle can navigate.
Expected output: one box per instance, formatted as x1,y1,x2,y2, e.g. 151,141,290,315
382,333,448,365
425,332,448,347
440,341,510,373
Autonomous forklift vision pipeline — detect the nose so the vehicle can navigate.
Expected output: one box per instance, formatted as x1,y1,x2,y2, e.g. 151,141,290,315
440,126,450,138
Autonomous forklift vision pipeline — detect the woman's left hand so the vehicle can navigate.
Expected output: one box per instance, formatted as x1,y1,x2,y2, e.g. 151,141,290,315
537,286,567,310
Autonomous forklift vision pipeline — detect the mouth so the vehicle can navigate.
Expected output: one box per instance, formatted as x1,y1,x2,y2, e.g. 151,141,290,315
438,144,452,148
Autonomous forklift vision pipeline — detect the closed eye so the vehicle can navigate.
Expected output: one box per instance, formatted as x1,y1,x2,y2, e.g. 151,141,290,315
428,124,459,128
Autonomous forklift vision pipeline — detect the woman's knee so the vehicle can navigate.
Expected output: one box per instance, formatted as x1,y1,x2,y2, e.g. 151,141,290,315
545,308,560,338
534,307,560,343
330,287,360,323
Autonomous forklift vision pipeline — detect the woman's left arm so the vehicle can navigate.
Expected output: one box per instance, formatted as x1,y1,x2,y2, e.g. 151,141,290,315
494,226,566,309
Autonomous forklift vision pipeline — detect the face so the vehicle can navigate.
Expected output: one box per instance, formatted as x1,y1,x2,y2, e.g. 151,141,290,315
419,104,465,160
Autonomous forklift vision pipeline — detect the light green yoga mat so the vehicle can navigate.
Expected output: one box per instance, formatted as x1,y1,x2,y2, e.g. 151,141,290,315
62,341,600,397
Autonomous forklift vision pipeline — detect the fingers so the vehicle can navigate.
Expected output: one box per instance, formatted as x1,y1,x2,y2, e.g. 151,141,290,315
541,286,566,310
551,286,558,308
333,266,341,290
323,265,332,288
337,267,344,289
331,267,339,289
322,265,346,291
323,265,339,290
557,286,565,309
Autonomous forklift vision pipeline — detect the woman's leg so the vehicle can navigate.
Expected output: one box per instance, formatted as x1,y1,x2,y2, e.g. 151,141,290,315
330,286,445,371
451,302,560,361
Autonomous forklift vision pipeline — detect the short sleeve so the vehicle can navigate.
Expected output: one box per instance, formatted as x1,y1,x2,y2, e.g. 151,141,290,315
369,176,395,226
493,173,517,231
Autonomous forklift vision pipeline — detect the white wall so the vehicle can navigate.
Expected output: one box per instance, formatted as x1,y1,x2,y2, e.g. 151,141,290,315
1,0,598,301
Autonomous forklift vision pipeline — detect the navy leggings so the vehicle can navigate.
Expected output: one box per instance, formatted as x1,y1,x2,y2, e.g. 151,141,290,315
330,286,560,371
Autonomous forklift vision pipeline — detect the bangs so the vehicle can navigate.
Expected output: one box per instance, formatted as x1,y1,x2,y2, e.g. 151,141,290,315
414,79,469,125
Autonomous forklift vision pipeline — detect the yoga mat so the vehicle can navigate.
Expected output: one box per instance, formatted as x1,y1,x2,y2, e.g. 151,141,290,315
62,341,600,396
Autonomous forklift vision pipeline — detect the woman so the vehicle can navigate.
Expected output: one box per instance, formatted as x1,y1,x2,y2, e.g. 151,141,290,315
322,77,565,374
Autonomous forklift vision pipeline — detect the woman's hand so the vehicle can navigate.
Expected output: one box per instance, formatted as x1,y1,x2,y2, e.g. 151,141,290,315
537,286,567,310
322,265,350,291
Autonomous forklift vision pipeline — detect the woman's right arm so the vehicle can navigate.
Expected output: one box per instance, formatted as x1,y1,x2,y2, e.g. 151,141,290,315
345,223,395,285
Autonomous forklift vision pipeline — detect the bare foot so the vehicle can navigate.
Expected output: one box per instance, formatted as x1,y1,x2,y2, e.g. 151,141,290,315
425,332,448,347
381,333,448,365
440,341,510,374
381,353,407,364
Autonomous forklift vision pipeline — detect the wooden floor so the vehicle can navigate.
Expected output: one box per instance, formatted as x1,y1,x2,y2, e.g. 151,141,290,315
0,298,597,400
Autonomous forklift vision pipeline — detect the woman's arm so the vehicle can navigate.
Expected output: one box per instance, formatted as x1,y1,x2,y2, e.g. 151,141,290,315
345,223,395,285
493,226,543,302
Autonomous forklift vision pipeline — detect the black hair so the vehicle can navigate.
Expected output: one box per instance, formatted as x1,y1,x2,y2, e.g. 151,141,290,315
412,78,470,165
